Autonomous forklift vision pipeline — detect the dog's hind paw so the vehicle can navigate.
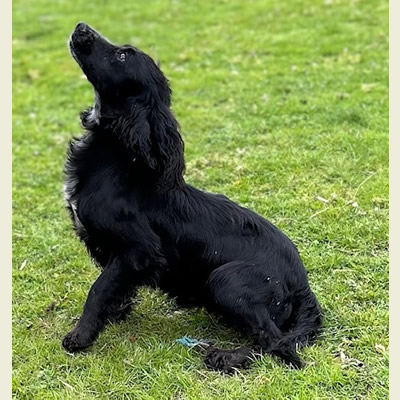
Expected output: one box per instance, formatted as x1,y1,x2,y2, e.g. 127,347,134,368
204,347,253,373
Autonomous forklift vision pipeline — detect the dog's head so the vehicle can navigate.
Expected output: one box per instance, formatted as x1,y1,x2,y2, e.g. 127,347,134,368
69,23,185,189
69,23,171,114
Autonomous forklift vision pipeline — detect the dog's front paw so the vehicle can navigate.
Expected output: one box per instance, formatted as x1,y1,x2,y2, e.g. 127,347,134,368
204,347,253,373
62,328,94,353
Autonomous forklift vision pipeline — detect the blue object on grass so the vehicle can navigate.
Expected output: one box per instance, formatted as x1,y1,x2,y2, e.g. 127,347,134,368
176,336,216,348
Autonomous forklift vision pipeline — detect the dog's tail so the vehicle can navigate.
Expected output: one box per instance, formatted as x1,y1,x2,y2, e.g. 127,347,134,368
270,289,323,368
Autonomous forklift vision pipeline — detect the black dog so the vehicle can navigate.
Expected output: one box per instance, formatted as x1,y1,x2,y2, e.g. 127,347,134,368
62,23,322,372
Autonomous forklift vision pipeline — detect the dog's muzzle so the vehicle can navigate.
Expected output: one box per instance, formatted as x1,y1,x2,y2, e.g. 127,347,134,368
70,22,97,55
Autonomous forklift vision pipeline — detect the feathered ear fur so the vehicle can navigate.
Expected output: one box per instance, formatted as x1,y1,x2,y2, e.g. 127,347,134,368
109,102,185,189
149,103,185,189
113,105,158,169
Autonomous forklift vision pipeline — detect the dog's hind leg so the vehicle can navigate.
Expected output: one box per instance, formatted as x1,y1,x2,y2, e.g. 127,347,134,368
204,261,304,372
62,254,137,353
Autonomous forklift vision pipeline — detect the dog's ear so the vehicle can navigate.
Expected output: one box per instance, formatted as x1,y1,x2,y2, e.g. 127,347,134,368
149,104,185,188
113,102,185,188
117,106,158,169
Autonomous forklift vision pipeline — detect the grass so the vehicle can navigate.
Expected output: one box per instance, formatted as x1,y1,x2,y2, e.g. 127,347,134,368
12,0,388,398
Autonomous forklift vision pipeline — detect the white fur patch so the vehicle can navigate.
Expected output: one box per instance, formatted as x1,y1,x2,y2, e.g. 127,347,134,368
64,135,92,233
85,90,101,126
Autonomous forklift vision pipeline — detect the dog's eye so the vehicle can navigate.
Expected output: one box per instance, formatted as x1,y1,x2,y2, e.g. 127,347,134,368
119,53,126,62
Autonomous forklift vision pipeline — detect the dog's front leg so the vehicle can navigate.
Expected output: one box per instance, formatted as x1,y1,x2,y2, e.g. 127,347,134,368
62,254,136,353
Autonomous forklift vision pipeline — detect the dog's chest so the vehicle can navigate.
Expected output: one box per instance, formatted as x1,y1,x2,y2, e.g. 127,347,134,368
63,134,132,236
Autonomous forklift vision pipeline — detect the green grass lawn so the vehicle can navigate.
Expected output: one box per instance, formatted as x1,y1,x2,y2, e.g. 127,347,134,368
12,0,388,398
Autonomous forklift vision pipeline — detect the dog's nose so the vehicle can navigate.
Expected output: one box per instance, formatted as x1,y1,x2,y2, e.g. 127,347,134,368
75,22,89,32
71,22,97,54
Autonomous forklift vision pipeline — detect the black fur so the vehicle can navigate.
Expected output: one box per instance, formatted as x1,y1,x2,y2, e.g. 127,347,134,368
62,23,322,372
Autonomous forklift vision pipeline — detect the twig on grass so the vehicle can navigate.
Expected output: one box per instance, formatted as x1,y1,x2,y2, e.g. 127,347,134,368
309,171,379,220
58,378,77,392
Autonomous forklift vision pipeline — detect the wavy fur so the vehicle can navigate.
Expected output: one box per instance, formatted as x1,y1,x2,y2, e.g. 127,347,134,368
62,23,322,372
